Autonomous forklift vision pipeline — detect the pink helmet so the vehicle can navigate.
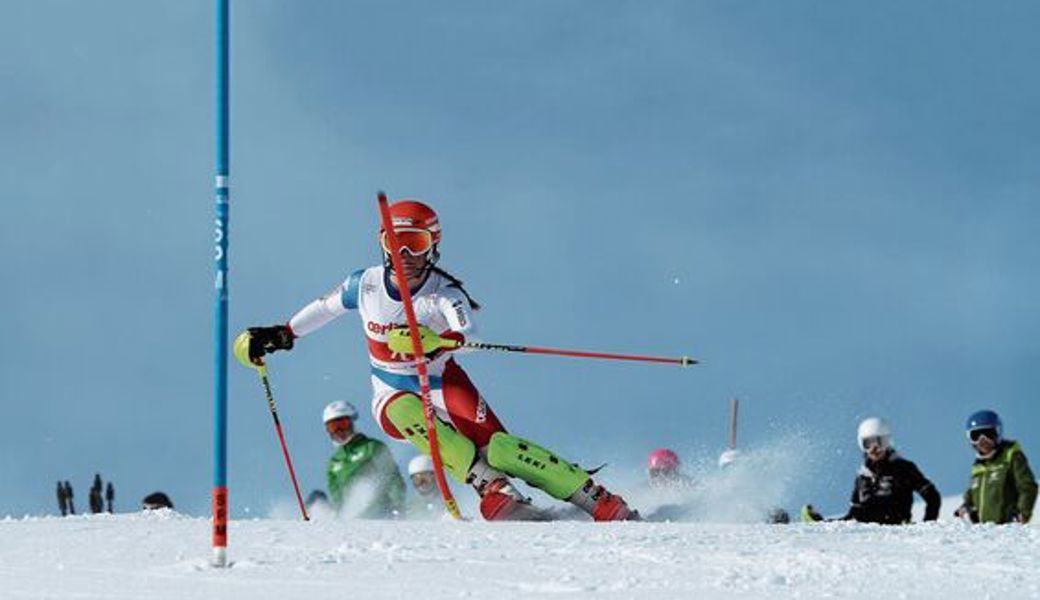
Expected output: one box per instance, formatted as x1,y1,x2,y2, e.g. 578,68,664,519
647,448,680,472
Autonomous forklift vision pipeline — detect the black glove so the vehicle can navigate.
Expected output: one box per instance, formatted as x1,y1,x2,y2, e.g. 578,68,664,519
248,325,295,363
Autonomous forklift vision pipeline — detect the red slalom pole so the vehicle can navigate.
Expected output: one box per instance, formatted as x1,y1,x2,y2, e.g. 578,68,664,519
257,365,309,521
377,192,463,520
460,341,697,367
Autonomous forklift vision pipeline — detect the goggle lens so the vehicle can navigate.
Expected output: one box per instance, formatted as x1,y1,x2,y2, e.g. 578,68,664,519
969,428,997,443
325,417,353,435
381,229,433,256
411,472,436,488
861,436,885,451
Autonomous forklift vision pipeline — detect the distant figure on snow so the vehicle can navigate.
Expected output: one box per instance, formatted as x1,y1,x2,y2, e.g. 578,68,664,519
409,454,437,498
647,448,693,489
803,417,940,524
322,400,405,518
142,491,174,510
89,473,104,514
56,481,69,516
105,482,114,513
64,481,76,515
306,489,330,511
954,410,1036,524
406,454,444,519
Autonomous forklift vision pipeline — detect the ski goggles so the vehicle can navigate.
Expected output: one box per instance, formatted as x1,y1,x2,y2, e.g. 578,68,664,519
968,428,998,443
380,228,434,256
325,416,354,436
410,471,436,492
859,436,886,451
648,467,676,479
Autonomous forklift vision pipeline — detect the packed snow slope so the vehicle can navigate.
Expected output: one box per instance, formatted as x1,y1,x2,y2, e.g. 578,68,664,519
2,511,1037,600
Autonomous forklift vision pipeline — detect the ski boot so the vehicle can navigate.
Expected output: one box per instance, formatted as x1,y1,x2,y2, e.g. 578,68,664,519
468,456,551,521
568,480,641,522
477,479,552,521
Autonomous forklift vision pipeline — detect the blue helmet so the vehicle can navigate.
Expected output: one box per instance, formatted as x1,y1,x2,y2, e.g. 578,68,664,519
965,410,1002,442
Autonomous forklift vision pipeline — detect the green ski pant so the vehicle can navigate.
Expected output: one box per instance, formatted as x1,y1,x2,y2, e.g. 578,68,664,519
385,393,590,499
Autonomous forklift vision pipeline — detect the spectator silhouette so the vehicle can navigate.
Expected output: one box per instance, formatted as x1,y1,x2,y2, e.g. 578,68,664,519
64,481,76,515
142,491,174,510
56,481,68,516
89,474,104,514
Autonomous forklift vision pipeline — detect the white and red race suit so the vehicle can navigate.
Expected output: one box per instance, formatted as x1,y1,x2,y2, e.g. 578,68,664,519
288,265,506,448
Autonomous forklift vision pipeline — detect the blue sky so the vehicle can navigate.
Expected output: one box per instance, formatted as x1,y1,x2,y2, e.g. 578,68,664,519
1,1,1037,517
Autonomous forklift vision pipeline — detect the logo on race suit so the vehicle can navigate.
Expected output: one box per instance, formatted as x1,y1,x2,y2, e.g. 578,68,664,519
367,321,406,335
475,395,487,423
451,299,468,328
362,283,377,294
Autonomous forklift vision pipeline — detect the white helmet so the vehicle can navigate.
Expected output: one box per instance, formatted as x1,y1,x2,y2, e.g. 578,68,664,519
408,454,434,476
322,400,358,424
718,448,741,469
857,417,892,451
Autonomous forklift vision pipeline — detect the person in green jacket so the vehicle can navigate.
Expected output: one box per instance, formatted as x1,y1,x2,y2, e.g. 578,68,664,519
323,400,406,518
955,410,1037,524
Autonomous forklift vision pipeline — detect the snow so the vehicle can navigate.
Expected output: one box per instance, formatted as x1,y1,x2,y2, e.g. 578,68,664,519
2,511,1037,599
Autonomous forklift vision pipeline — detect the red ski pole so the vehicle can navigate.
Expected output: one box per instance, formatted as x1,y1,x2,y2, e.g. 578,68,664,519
460,341,697,367
377,192,463,520
256,365,309,521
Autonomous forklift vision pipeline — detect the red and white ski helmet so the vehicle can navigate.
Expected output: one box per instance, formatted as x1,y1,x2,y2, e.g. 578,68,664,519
382,200,441,242
647,448,680,472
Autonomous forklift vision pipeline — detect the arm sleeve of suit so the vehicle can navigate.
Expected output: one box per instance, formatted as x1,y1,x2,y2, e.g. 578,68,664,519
435,286,479,353
1011,451,1038,523
909,462,941,521
841,479,861,521
289,270,363,337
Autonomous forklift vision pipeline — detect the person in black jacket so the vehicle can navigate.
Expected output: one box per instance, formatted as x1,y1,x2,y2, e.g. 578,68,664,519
803,417,940,524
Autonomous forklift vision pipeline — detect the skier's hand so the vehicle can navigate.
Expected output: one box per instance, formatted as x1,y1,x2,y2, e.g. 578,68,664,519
800,504,824,522
386,326,461,356
234,325,294,368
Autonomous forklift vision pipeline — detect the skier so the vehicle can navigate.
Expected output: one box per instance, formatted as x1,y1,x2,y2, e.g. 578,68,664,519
406,454,443,519
954,410,1036,524
647,449,692,488
322,400,406,518
802,417,940,524
235,199,638,521
408,454,437,498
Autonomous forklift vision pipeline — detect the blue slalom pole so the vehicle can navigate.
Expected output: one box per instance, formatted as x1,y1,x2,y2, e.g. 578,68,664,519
212,0,230,568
